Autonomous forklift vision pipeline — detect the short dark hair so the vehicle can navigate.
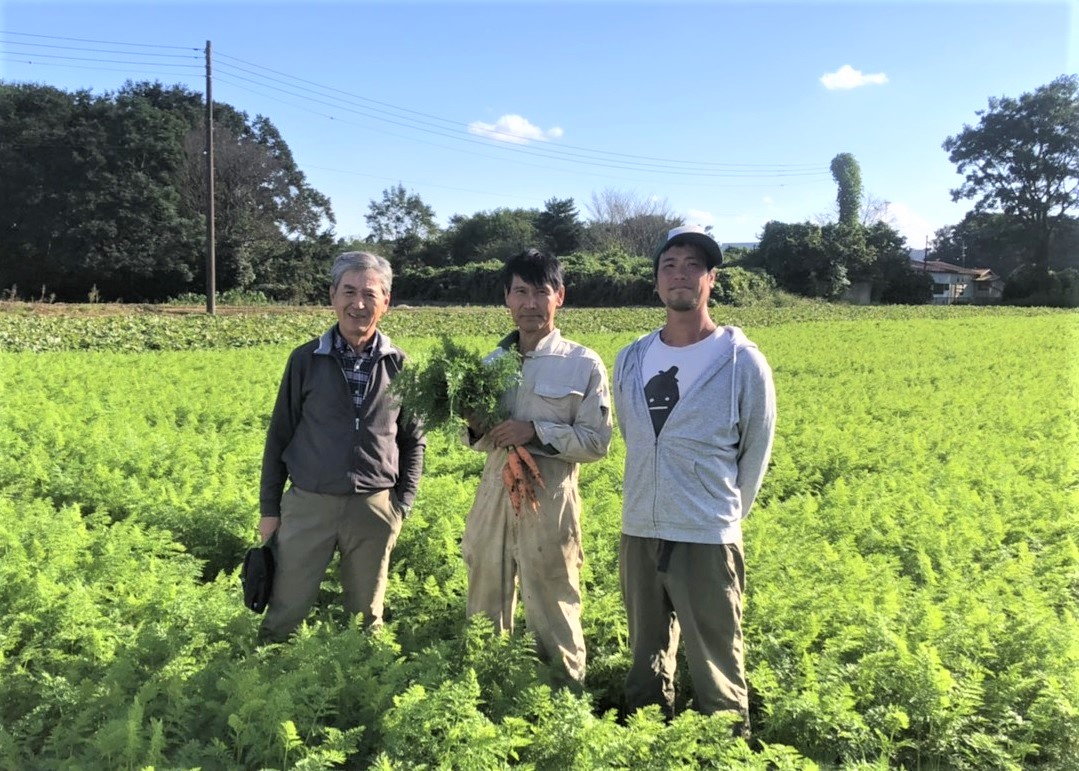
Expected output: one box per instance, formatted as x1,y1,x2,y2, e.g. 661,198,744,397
501,248,564,293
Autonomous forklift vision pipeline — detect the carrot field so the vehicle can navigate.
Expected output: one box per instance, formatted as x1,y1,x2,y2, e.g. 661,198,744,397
0,304,1076,770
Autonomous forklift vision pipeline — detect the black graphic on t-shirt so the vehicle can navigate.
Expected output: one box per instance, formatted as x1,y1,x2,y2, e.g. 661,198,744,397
644,366,680,435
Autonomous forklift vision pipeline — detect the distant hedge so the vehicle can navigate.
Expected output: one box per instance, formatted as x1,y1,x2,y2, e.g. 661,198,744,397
392,251,779,307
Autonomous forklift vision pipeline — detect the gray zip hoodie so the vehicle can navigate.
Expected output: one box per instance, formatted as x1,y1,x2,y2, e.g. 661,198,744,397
613,326,776,545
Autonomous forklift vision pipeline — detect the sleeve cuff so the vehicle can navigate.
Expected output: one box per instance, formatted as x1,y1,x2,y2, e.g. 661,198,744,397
532,421,560,455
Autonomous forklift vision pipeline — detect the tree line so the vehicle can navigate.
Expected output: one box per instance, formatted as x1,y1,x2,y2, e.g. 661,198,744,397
2,76,1076,306
0,80,334,303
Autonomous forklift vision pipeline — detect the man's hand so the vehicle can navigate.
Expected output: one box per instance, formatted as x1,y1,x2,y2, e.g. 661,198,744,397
486,419,536,449
259,516,281,544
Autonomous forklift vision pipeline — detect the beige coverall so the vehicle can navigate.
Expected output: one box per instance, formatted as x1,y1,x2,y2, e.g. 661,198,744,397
461,329,612,683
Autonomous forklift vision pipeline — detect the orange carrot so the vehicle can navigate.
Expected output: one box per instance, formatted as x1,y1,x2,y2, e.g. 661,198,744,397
506,448,525,484
501,446,545,516
513,445,546,490
506,467,523,513
523,478,539,513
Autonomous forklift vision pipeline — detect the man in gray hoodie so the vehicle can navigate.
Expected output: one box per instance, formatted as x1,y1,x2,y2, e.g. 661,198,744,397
613,225,776,736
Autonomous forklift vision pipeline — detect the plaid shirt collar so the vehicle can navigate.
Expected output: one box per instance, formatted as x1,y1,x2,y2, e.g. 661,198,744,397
332,326,378,358
333,326,378,412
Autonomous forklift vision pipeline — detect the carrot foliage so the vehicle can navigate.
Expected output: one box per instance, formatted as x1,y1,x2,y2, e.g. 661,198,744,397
391,337,520,434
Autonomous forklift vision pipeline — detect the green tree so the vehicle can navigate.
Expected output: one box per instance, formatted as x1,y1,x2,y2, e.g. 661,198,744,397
0,81,201,300
932,212,1079,280
442,207,538,265
719,245,754,266
931,213,1027,275
864,221,931,303
0,80,334,301
365,183,438,244
756,220,849,299
942,75,1079,274
830,153,863,226
182,112,334,292
255,232,339,304
534,197,582,255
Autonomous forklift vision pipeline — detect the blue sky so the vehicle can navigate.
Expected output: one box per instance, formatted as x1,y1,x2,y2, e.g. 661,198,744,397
2,1,1076,249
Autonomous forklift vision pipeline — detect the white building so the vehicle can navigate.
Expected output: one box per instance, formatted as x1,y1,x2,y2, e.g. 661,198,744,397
914,260,1005,305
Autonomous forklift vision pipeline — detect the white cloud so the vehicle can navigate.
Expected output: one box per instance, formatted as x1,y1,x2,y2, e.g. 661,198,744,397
467,114,563,144
686,209,715,227
884,201,934,247
820,64,888,90
762,195,774,206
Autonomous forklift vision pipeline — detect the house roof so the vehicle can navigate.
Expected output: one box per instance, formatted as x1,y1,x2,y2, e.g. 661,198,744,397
912,260,1000,281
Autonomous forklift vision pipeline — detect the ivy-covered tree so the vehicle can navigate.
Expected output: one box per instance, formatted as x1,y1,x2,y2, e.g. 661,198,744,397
755,218,903,301
830,153,863,226
943,75,1079,275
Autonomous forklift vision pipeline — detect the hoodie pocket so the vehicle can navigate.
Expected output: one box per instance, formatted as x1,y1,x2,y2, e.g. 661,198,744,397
692,457,739,506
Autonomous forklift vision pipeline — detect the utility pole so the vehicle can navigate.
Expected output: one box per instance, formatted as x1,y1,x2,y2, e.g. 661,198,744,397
204,40,216,315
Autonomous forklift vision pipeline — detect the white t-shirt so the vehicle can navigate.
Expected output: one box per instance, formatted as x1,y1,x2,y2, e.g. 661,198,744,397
641,327,728,435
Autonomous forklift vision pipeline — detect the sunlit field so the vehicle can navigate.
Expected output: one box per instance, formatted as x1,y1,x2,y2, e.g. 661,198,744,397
1,304,1076,769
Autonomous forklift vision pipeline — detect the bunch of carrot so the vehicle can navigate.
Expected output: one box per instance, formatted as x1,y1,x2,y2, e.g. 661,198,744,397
393,337,542,513
390,337,519,431
392,338,546,515
501,444,545,516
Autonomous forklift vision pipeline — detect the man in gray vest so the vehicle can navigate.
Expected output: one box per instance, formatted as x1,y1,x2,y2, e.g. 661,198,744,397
258,251,426,641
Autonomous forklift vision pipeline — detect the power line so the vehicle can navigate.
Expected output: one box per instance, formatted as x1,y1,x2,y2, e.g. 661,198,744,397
0,51,201,68
1,29,826,176
0,30,832,203
214,73,672,184
214,49,824,173
213,61,827,179
0,57,201,77
0,39,202,59
304,158,831,193
1,29,828,179
0,30,198,51
213,74,832,191
302,163,540,203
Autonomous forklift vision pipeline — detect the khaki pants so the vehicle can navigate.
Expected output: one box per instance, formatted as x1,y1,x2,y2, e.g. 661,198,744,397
461,455,586,683
260,487,403,642
620,535,748,731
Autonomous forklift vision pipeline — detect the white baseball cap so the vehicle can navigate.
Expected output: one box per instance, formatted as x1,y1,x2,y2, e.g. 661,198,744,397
652,225,724,271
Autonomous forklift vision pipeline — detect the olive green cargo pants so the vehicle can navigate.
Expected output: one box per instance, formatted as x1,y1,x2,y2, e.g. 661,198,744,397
260,487,403,642
620,534,749,734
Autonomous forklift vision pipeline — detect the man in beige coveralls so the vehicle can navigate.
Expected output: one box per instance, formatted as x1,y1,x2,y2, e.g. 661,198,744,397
462,248,612,685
